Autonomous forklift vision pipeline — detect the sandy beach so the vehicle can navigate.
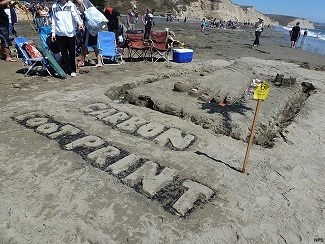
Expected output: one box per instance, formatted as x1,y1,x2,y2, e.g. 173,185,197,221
0,20,324,243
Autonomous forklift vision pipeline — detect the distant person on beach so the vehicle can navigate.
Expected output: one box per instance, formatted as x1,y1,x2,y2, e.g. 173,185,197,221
143,8,153,40
0,0,17,62
201,18,207,32
303,29,308,37
253,18,264,47
300,29,308,46
127,5,137,31
290,22,301,48
35,4,50,29
5,1,17,37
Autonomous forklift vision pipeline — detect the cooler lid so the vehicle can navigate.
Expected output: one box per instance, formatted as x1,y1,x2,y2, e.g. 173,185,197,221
173,48,194,53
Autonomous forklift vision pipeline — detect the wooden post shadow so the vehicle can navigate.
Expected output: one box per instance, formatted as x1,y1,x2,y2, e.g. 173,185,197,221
195,151,241,173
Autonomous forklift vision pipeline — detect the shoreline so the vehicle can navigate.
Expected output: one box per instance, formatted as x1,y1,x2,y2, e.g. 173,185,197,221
275,25,325,56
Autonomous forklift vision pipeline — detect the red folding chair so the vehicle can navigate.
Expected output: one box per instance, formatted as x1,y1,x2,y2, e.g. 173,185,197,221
126,31,151,61
150,31,171,62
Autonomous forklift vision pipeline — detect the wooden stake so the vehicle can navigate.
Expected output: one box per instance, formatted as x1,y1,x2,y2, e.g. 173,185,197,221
242,99,262,174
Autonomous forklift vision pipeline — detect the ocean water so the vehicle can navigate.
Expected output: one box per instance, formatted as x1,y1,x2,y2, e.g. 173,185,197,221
275,26,325,56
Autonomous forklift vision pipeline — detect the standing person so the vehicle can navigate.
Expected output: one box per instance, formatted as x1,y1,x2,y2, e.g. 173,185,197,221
200,18,206,32
300,29,308,46
9,1,17,35
51,0,83,77
4,3,12,35
143,8,153,40
0,0,16,61
290,22,301,48
103,6,120,41
74,0,102,67
127,5,137,31
253,18,264,47
5,1,17,36
35,4,49,30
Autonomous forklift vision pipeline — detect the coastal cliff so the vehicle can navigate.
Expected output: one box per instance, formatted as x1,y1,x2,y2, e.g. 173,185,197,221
180,0,278,25
287,19,315,29
266,14,315,29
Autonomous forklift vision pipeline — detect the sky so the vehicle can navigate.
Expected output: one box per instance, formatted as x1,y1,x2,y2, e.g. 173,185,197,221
231,0,325,23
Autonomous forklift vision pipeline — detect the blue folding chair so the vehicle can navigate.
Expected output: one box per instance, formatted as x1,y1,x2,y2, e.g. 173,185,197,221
39,25,52,49
14,36,51,76
97,31,123,64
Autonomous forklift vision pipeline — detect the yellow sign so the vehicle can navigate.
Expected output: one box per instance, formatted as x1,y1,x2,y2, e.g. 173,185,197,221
253,82,270,100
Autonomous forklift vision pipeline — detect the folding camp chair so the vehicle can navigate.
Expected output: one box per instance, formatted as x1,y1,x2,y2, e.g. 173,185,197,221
97,31,123,64
126,30,151,61
39,25,52,49
150,31,171,62
14,36,51,76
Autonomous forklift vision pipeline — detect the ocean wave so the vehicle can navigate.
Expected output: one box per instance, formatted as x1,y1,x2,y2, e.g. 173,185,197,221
281,26,325,40
308,31,325,40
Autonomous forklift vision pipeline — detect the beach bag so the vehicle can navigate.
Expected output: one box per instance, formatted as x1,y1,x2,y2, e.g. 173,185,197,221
23,42,43,58
83,0,108,36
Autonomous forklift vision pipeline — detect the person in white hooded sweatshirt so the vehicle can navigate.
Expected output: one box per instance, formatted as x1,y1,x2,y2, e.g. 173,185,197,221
51,0,83,77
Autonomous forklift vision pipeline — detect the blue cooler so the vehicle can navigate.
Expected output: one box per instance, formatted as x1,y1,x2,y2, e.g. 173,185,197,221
172,48,193,63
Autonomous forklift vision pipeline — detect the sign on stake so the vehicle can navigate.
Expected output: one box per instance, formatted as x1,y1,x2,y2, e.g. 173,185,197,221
242,81,270,174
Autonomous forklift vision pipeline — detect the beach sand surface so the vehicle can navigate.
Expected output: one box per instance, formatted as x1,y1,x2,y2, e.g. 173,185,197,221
0,21,324,243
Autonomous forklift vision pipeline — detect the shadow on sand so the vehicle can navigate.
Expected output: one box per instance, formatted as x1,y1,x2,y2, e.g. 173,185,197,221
195,151,242,173
200,100,252,136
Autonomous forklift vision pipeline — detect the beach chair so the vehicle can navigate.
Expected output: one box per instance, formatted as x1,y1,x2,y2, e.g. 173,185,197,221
97,31,123,64
126,30,151,61
150,31,171,62
14,36,51,76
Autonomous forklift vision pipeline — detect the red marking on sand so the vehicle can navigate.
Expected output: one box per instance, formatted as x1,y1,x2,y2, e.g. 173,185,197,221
219,101,226,107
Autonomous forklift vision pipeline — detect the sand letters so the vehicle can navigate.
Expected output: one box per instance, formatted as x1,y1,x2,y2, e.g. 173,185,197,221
80,103,195,150
12,111,215,217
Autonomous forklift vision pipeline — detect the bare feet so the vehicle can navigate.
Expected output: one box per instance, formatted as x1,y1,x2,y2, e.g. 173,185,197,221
5,57,17,62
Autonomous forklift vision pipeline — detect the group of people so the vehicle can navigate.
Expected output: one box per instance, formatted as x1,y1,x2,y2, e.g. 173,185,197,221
5,2,311,74
289,22,308,48
253,19,309,48
199,16,307,50
1,0,158,77
200,17,272,31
